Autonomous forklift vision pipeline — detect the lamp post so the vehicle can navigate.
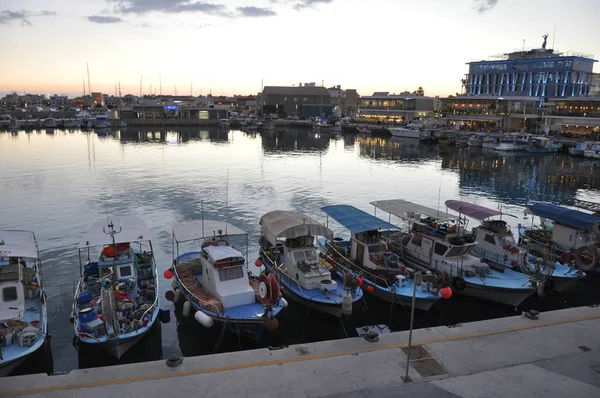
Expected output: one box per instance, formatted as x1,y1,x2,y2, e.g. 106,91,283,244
402,272,451,383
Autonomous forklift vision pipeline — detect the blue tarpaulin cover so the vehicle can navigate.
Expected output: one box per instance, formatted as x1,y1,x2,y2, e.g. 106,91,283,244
322,205,399,233
528,203,600,231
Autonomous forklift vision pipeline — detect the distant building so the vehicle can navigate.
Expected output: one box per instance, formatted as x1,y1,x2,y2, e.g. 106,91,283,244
49,94,69,108
590,73,600,96
91,92,104,107
358,92,435,121
261,84,332,118
327,85,359,117
464,45,597,98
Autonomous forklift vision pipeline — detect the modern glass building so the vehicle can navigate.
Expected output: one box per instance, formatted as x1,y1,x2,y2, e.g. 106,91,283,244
464,48,597,97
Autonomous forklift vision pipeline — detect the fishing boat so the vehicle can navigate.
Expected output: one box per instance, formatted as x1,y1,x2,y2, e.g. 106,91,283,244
466,134,484,147
0,230,47,377
519,203,600,272
371,199,536,307
445,200,580,292
527,137,561,153
482,134,502,149
44,118,57,129
64,119,81,128
71,217,160,359
495,133,532,151
356,126,372,134
259,211,363,317
94,115,109,129
319,205,443,311
584,143,600,160
169,220,285,338
569,141,597,157
388,123,421,139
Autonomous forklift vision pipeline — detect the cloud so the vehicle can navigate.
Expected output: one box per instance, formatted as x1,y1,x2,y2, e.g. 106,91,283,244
88,15,123,23
292,0,333,11
475,0,499,13
105,0,233,17
0,9,56,25
237,6,276,17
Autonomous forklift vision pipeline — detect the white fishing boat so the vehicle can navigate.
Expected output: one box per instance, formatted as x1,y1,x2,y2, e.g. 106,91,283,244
64,119,81,128
170,220,285,338
371,199,536,307
356,126,372,134
495,133,532,151
445,200,580,292
584,143,600,159
569,141,597,157
71,217,160,359
0,230,48,377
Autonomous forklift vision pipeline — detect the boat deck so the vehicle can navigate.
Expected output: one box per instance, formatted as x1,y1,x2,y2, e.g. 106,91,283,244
0,298,45,367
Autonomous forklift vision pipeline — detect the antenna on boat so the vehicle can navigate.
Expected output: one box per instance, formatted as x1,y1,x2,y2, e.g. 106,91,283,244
201,199,205,239
225,168,229,235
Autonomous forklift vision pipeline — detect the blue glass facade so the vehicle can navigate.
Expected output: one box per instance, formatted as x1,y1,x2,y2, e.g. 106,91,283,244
465,52,596,97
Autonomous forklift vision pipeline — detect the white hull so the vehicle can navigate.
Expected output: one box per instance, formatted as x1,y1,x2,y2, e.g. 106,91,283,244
482,142,496,149
461,283,532,307
284,291,343,317
495,144,520,151
94,121,109,129
584,150,600,159
388,129,421,139
81,332,145,360
467,141,482,147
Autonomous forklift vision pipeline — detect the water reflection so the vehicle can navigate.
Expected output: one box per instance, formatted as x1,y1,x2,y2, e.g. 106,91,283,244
1,128,599,376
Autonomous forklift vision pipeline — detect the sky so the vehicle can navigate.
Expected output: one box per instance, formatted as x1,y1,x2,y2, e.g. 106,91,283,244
1,0,600,98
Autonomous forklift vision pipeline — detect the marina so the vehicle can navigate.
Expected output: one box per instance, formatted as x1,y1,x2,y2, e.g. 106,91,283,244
0,127,599,383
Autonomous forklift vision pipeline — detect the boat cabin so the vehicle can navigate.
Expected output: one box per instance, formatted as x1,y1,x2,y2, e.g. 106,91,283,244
196,241,254,308
349,229,392,269
260,211,334,291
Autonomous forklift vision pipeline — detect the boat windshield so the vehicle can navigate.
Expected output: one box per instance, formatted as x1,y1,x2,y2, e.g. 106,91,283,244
293,249,318,263
498,235,515,245
367,243,385,253
446,245,471,257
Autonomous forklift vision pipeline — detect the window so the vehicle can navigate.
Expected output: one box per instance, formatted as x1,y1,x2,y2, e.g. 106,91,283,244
294,97,297,102
303,97,308,102
368,244,384,253
412,235,423,247
293,250,306,263
446,246,463,257
284,97,287,101
484,234,496,245
434,243,448,256
3,286,17,302
304,250,317,262
119,265,133,277
219,266,244,281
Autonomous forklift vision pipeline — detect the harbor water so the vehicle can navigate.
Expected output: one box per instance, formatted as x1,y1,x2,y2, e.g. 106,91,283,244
1,127,599,375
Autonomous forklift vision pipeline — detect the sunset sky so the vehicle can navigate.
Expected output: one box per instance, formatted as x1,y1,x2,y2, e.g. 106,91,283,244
1,0,599,98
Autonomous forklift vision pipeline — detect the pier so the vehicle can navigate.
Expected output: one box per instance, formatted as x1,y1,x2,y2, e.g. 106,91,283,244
2,306,599,397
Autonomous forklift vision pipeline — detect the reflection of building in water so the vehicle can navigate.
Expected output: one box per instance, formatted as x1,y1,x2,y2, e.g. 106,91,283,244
440,149,599,204
118,127,230,143
356,136,439,162
260,130,330,153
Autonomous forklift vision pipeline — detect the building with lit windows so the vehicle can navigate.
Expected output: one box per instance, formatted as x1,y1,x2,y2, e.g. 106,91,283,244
358,92,435,122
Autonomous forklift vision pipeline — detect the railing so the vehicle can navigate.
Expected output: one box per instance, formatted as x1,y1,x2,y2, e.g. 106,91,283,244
172,258,224,316
261,248,307,298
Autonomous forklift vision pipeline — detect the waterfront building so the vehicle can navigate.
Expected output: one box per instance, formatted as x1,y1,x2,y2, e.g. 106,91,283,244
327,85,360,117
442,36,600,136
49,94,69,108
261,83,332,118
357,92,435,122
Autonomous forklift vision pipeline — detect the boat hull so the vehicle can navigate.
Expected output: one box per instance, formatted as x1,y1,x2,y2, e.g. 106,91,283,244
369,285,439,311
78,332,145,360
0,356,27,377
460,282,532,307
388,129,420,139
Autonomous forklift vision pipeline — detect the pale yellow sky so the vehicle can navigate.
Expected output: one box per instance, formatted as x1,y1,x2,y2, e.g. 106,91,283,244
1,0,599,97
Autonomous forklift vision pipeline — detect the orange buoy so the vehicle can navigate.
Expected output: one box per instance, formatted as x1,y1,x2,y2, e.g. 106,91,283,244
266,318,279,331
255,258,263,267
440,287,453,299
367,285,375,293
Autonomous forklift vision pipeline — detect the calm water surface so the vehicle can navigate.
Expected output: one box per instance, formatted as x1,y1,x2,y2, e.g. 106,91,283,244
1,127,599,374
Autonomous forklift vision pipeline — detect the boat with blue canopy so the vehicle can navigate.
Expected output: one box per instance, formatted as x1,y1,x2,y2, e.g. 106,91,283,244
445,200,580,292
71,217,160,359
259,210,363,318
519,203,600,272
0,230,47,377
170,220,285,338
371,199,536,307
319,205,443,311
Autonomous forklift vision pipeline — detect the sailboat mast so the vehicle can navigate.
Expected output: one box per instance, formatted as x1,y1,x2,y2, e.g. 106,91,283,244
86,63,91,95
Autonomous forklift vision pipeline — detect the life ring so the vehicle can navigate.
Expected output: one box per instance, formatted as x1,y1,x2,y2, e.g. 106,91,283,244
258,274,279,306
574,246,598,272
560,252,573,265
451,276,467,291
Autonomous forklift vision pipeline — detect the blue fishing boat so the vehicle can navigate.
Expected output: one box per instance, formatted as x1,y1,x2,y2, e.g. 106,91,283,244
445,200,581,292
519,203,600,273
0,230,47,377
71,217,160,359
371,199,536,307
170,220,285,337
527,137,561,153
319,205,443,311
259,211,363,317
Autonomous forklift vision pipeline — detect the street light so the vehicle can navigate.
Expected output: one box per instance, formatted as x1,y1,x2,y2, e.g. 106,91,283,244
402,272,452,383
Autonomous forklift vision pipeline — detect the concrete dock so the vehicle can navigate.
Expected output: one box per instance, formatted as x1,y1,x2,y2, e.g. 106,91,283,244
2,306,600,397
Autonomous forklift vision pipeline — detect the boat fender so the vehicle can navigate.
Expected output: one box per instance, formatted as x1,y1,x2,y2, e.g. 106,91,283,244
159,308,171,324
575,246,598,271
451,276,467,291
280,297,288,308
173,288,182,303
193,311,214,328
182,300,191,317
342,292,353,316
560,252,574,265
171,280,178,290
